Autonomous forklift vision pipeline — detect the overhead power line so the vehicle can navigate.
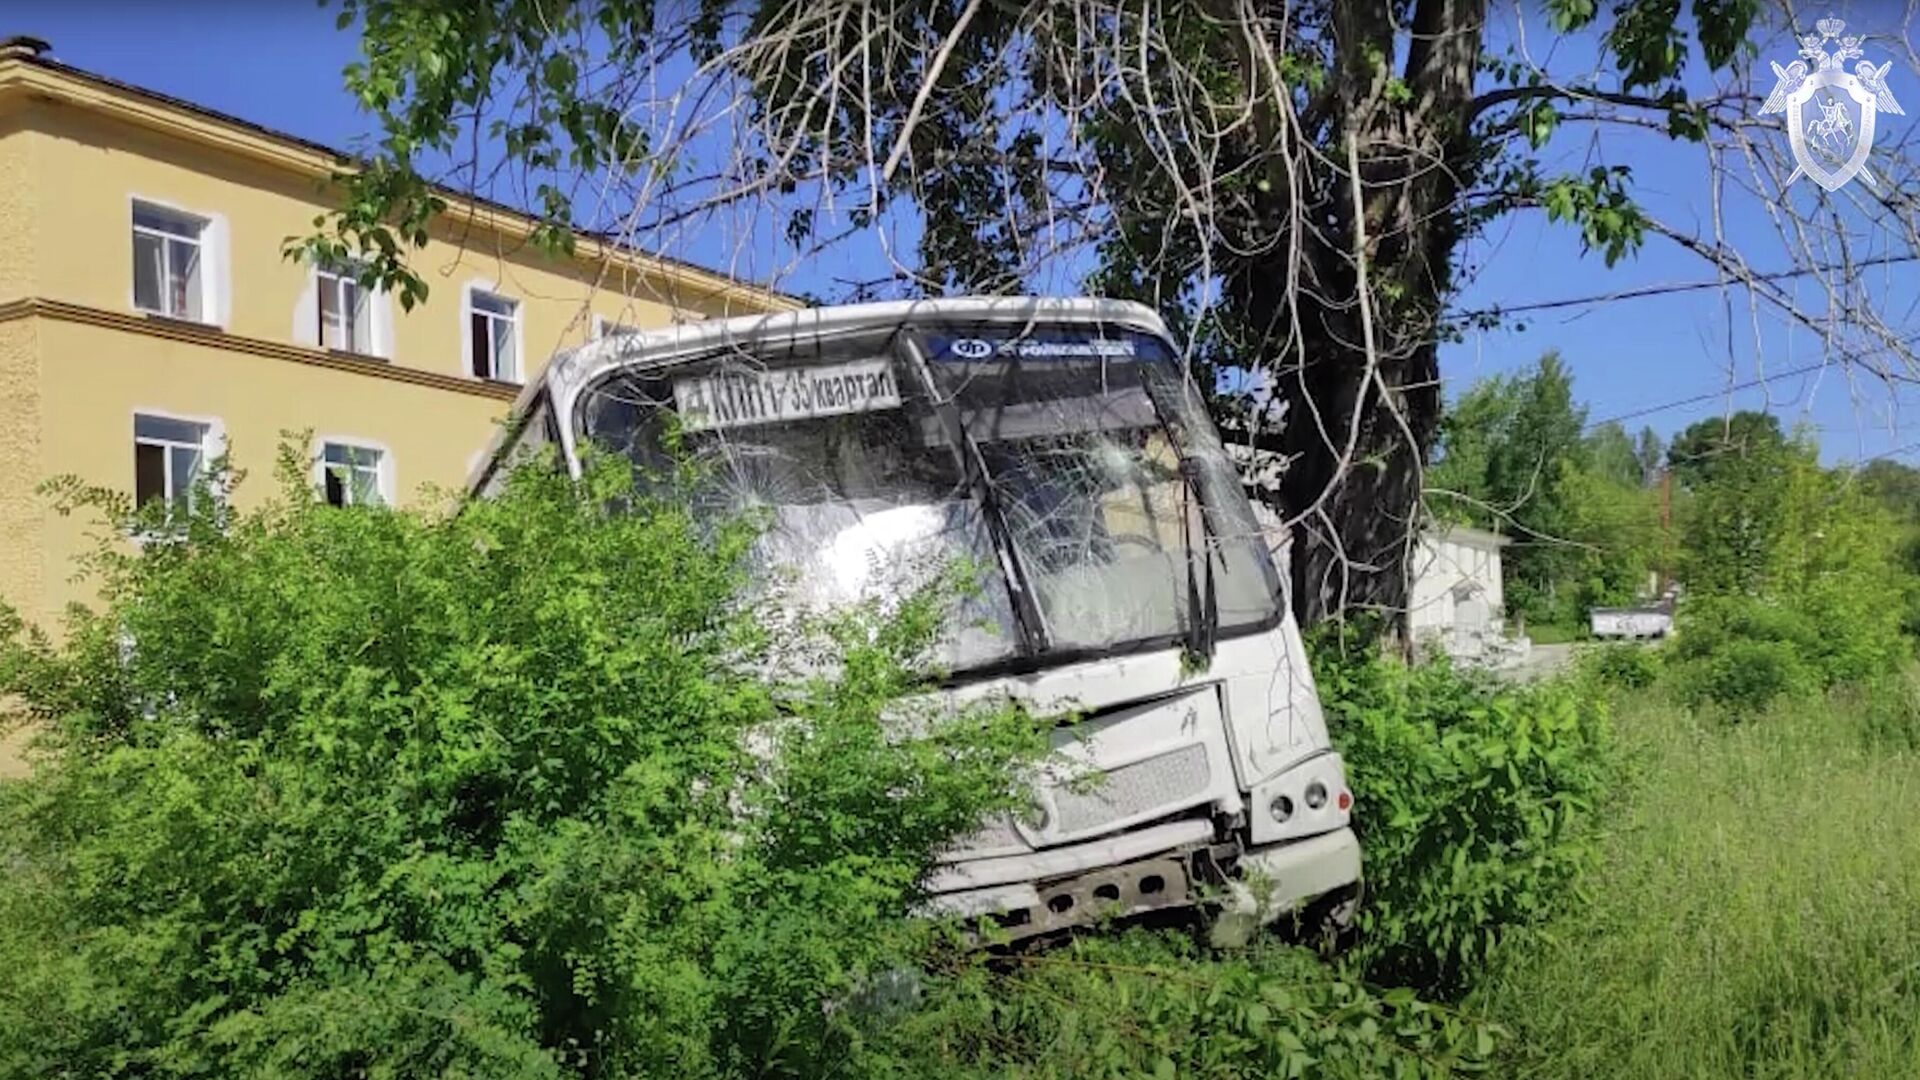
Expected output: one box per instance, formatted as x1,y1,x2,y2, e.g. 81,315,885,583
1452,253,1920,321
1585,362,1830,429
1851,439,1920,466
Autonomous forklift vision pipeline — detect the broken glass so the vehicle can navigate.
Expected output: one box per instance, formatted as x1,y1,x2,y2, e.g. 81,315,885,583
578,335,1022,672
575,322,1282,677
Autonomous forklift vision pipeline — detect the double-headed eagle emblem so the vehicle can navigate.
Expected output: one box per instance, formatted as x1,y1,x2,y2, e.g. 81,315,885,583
1760,16,1903,191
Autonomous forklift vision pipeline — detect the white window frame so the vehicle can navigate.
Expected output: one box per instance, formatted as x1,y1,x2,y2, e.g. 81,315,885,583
293,264,392,359
462,282,523,384
131,409,227,525
315,263,378,357
312,436,397,508
129,197,226,326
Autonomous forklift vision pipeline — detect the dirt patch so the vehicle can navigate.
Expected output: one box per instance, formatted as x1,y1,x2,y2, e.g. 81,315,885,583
0,722,35,779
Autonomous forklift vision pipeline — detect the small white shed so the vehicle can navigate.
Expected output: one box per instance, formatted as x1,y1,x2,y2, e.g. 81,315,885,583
1408,524,1515,662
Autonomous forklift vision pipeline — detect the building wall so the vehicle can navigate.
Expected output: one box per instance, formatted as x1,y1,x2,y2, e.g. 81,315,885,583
0,317,44,627
0,103,46,636
1407,531,1506,641
23,105,726,385
29,318,524,620
0,58,795,639
0,107,36,303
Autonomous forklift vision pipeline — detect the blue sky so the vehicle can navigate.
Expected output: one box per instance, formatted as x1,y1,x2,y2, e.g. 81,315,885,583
11,2,1919,466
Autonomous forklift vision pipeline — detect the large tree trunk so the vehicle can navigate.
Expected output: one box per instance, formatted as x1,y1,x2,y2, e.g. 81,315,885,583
1237,0,1484,630
1273,343,1440,629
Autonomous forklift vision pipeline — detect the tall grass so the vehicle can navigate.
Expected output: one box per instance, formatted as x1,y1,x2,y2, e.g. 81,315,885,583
1474,684,1920,1078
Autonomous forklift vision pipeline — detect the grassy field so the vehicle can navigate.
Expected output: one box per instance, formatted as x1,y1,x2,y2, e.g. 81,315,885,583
1521,623,1584,646
1473,684,1920,1078
864,673,1920,1078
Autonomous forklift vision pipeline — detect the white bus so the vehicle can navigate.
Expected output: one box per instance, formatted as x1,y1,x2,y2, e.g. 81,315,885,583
470,297,1359,943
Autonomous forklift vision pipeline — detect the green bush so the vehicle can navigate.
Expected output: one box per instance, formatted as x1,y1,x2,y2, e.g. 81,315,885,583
1668,440,1914,716
1311,630,1611,995
1669,639,1818,717
854,930,1502,1078
1575,642,1662,690
1663,597,1823,716
0,450,1048,1078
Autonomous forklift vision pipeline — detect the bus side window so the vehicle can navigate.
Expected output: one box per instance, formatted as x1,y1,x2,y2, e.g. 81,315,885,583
521,399,557,458
479,395,558,498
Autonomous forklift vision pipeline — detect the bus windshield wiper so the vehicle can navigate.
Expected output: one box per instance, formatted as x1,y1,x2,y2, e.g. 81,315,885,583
1178,455,1219,662
897,340,1052,656
1140,372,1218,665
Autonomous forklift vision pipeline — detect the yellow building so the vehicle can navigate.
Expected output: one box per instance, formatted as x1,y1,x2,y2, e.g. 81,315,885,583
0,37,796,640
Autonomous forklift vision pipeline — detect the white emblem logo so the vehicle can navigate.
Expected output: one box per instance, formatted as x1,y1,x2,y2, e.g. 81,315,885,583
949,338,993,358
1761,16,1903,191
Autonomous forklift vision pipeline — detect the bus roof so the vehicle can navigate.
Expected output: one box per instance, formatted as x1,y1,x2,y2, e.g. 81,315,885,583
470,296,1169,492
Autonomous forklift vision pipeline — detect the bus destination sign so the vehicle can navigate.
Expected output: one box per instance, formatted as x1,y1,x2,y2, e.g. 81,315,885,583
673,358,902,432
938,335,1139,361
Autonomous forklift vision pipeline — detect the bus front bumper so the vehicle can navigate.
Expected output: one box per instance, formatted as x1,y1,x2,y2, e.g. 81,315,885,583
922,824,1362,942
1205,827,1362,948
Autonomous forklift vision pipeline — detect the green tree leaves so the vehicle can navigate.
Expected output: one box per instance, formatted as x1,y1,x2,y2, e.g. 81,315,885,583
1667,432,1913,714
1666,410,1785,491
1427,353,1660,627
1669,414,1793,595
0,449,1046,1077
286,0,664,307
1538,167,1647,267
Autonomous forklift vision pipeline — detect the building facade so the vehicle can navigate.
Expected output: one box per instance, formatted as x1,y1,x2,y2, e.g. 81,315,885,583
1407,523,1517,664
0,40,795,639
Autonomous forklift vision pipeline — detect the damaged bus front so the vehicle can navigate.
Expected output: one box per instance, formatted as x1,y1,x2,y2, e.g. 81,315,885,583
470,298,1359,942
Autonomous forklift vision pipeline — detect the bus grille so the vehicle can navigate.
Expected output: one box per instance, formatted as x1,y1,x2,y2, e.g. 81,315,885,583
1053,743,1212,835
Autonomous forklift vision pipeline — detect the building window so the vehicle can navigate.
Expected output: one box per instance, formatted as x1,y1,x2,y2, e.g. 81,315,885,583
468,289,519,382
134,413,210,517
318,442,386,507
317,265,373,354
131,202,207,321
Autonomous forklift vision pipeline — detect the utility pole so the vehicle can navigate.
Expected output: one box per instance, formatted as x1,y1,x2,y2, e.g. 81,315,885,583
1658,466,1673,596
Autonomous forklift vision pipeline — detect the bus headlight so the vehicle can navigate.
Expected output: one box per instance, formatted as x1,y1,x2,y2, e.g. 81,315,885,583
1246,752,1353,846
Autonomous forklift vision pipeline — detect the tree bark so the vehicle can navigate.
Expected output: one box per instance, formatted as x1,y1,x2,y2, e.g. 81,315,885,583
1237,0,1485,629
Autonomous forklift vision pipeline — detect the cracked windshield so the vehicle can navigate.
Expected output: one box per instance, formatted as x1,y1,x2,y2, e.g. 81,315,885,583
577,325,1281,672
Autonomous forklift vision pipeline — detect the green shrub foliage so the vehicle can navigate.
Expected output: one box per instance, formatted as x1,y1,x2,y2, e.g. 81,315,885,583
1664,597,1823,716
1312,629,1611,995
1667,435,1913,714
1831,671,1920,753
854,931,1502,1078
1574,642,1663,690
0,450,1048,1078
